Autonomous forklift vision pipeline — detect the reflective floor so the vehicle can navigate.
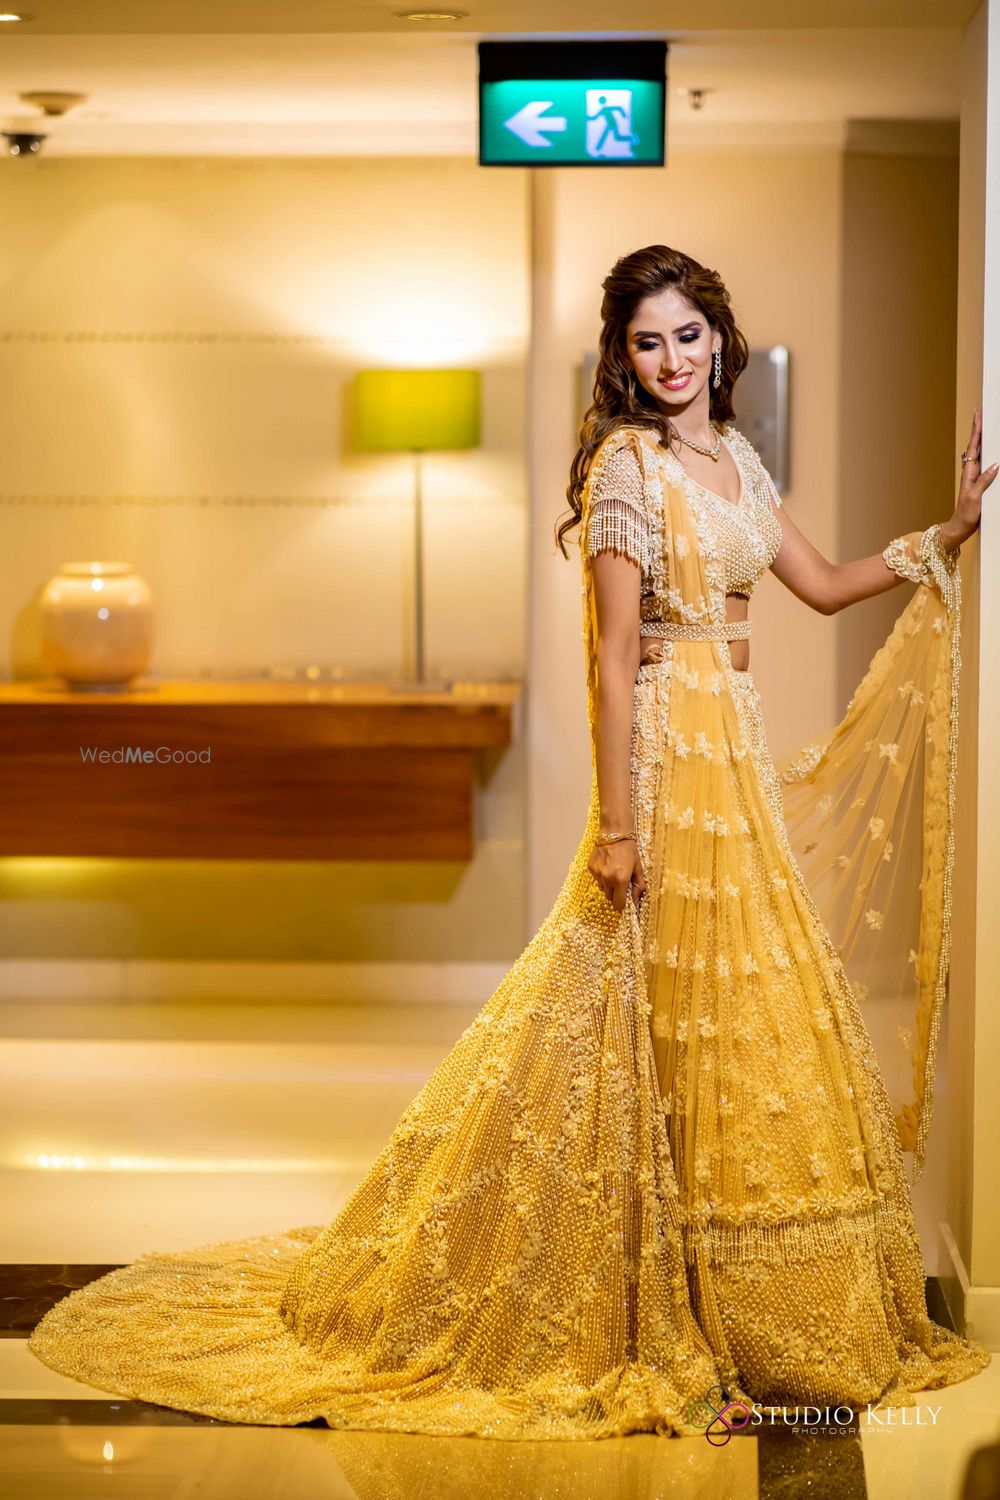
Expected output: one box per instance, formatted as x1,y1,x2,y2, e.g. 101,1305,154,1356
0,1001,996,1500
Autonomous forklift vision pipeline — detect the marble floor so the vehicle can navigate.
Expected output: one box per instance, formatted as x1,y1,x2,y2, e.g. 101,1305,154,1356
0,1000,996,1500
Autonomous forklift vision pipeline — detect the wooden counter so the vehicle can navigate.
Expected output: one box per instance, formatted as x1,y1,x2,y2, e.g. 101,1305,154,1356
0,677,523,861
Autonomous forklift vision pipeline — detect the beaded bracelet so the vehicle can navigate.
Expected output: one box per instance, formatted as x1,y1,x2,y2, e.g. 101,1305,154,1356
882,523,961,589
594,831,637,846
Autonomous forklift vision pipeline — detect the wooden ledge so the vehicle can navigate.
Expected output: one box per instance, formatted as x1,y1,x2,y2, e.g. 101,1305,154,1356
0,677,523,861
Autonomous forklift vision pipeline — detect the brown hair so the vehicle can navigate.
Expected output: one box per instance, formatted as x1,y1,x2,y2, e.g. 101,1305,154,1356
555,244,749,558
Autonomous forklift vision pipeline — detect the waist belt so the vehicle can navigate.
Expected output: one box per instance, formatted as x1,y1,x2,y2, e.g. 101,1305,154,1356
639,619,751,642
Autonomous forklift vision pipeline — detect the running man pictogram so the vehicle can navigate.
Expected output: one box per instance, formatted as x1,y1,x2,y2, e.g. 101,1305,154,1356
585,90,640,157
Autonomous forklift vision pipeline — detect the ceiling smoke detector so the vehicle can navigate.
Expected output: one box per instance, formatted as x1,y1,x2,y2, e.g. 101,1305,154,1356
3,90,87,156
18,90,87,116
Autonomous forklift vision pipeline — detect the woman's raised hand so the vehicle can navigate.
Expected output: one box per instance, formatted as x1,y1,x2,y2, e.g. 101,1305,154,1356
948,405,998,547
588,838,646,914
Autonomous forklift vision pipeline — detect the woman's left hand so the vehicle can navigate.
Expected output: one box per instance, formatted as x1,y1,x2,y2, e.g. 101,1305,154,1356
945,405,998,548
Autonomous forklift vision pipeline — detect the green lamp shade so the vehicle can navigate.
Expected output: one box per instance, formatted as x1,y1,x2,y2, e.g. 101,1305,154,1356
353,368,481,452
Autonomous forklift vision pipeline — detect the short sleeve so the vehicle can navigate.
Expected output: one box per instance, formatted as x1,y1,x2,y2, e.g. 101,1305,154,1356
583,440,651,572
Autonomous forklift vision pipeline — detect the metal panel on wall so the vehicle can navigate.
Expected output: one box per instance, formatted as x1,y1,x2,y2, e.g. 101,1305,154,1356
736,346,790,495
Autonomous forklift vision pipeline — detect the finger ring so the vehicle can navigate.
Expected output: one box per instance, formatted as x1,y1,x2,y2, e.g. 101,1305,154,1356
961,451,971,464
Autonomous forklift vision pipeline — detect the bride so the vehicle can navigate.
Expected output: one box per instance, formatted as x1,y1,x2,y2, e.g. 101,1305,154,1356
28,244,993,1439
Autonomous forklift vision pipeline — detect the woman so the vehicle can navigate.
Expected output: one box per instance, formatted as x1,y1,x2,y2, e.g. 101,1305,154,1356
28,245,993,1439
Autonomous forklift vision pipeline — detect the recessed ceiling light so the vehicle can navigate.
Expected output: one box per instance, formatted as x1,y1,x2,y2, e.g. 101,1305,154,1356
394,9,469,18
0,12,33,20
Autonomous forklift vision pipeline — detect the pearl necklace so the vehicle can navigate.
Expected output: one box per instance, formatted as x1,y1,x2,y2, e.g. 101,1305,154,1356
671,420,722,460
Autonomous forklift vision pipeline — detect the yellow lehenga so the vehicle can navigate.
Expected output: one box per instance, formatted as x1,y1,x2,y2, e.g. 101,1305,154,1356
27,422,990,1438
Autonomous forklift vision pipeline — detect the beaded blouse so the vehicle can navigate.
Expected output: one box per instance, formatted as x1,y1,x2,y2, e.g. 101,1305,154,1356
583,422,784,621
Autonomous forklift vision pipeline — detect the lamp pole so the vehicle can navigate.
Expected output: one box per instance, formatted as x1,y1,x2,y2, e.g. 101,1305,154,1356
354,368,478,692
412,448,425,683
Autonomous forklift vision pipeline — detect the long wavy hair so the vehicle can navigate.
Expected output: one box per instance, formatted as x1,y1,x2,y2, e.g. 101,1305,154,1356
555,245,749,558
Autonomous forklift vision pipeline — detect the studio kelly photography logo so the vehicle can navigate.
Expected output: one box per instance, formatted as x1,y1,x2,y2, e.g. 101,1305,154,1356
78,744,212,765
687,1385,754,1444
686,1385,944,1444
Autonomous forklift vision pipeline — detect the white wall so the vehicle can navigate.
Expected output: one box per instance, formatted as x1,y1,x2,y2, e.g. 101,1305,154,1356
527,145,845,929
947,0,1000,1344
0,156,531,968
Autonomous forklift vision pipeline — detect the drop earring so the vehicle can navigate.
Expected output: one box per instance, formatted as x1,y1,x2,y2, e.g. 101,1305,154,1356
712,347,722,389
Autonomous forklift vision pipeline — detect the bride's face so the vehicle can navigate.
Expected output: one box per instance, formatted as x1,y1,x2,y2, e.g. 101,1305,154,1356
624,287,720,412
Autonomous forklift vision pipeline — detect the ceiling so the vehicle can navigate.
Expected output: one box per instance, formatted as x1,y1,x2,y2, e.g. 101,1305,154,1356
0,9,968,156
0,0,980,32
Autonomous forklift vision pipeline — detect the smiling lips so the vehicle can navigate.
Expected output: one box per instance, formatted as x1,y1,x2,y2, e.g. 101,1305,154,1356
660,372,692,390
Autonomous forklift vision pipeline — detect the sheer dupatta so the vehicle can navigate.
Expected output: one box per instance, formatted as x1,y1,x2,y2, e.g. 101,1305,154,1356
776,529,962,1183
576,427,668,1041
579,424,964,1186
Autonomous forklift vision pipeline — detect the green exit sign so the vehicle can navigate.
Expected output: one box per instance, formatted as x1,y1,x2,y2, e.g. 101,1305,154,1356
479,41,667,169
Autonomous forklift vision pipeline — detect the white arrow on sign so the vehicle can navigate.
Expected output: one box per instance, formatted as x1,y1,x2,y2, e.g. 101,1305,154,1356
504,100,568,149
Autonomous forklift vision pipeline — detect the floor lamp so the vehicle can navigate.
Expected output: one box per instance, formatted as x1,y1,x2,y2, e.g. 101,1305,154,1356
353,368,481,690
